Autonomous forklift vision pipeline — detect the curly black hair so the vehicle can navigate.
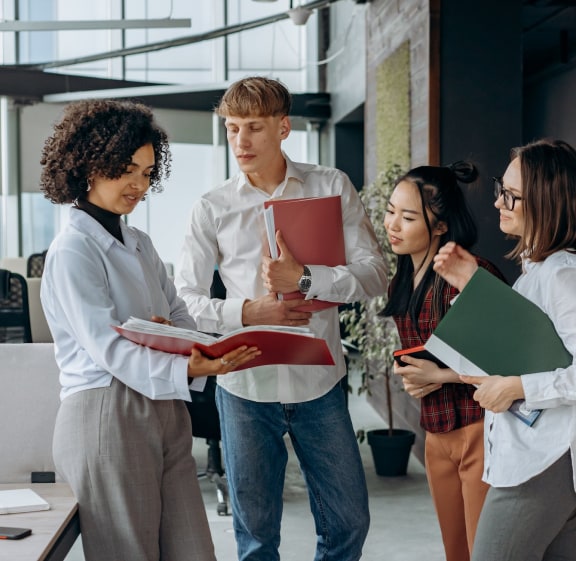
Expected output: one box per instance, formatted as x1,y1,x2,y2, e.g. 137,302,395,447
40,99,171,204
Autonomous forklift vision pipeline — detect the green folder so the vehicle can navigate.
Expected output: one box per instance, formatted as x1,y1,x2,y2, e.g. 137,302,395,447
426,267,572,376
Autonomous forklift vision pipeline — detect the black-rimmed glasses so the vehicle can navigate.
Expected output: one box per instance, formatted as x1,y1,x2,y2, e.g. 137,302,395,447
493,177,523,211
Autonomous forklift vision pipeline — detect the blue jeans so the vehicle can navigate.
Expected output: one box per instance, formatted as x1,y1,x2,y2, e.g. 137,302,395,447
216,383,369,561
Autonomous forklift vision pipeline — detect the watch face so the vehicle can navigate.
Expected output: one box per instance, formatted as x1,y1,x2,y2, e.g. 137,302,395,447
298,265,312,293
298,277,312,293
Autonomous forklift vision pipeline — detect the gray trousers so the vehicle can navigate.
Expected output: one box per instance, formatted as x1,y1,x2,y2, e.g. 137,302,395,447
53,378,216,561
472,452,576,561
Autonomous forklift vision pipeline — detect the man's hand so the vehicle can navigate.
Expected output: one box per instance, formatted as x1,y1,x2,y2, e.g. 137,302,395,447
150,315,172,325
262,230,305,294
242,293,312,327
460,375,525,413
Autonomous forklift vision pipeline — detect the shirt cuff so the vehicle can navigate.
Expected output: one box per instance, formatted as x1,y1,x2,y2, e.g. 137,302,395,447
189,376,207,392
173,355,196,401
305,265,331,301
222,298,246,330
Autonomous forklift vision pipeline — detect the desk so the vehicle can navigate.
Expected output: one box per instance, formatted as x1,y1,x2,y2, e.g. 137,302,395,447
0,484,79,561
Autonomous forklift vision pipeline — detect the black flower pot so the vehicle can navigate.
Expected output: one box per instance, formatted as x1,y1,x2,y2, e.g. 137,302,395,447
367,429,416,477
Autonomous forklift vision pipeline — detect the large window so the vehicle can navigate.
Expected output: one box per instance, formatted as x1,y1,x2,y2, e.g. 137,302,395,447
0,0,319,261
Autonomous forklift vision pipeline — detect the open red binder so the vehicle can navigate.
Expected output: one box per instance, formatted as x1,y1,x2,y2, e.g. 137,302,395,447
114,320,335,370
264,195,346,312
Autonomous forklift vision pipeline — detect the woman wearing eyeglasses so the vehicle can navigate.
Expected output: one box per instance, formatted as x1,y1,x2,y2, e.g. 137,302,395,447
383,161,505,561
434,139,576,561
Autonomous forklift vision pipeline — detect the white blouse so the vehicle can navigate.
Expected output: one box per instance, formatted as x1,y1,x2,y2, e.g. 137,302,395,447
41,208,204,402
483,250,576,490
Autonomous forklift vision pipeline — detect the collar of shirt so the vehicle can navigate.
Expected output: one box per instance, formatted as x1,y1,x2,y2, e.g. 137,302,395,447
69,207,139,254
236,152,305,197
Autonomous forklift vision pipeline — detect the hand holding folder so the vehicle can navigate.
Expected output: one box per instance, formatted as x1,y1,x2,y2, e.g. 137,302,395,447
424,268,573,426
264,195,346,312
114,317,334,370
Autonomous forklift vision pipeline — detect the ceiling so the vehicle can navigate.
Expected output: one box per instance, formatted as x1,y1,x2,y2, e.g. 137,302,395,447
0,1,574,117
522,0,576,80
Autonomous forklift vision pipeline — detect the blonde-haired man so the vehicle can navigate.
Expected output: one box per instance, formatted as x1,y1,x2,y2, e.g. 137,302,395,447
176,76,387,561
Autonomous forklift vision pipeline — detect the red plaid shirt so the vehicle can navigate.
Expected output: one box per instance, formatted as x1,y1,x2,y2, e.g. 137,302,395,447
393,257,505,433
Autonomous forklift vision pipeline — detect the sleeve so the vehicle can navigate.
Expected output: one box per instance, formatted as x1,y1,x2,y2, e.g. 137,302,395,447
522,265,576,409
305,173,388,303
142,234,207,392
175,200,245,334
43,238,194,401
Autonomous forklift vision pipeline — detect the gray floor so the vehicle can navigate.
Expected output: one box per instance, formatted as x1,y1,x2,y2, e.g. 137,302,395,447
65,368,445,560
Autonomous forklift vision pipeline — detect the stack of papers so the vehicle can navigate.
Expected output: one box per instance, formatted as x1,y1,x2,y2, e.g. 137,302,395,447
0,488,50,515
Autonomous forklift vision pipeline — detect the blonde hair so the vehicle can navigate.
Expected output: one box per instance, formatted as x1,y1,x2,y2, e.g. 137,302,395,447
215,76,292,118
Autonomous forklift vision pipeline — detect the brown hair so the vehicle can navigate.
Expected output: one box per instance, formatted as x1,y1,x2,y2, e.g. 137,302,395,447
509,138,576,262
40,99,171,204
215,76,292,118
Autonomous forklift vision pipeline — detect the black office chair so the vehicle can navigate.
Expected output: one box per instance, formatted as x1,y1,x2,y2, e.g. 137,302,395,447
185,268,229,515
0,268,32,343
26,250,47,278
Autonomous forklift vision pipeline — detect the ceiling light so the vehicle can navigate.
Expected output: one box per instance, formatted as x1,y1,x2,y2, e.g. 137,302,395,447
287,6,313,25
0,19,192,32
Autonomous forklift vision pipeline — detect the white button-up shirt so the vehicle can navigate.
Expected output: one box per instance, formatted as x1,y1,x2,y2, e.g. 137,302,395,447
41,208,204,402
175,155,387,403
483,250,576,490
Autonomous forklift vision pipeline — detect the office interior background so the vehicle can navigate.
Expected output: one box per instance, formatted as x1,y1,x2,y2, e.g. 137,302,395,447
1,0,576,446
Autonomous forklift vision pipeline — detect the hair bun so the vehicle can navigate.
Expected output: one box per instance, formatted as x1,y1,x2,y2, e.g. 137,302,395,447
446,160,478,184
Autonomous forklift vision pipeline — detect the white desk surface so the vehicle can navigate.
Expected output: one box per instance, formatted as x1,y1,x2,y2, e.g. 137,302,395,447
0,483,78,561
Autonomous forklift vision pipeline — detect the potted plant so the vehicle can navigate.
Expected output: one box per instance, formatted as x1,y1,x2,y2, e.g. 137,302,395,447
340,163,416,476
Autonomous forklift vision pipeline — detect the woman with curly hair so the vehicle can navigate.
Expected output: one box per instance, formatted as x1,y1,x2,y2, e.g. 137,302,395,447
40,99,260,561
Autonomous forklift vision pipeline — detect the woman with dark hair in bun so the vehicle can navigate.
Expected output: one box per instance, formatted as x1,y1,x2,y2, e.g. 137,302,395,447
383,161,505,561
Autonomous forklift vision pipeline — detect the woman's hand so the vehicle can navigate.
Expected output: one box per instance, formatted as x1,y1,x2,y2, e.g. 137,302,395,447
460,374,525,412
187,345,261,378
395,354,460,385
433,241,478,291
402,379,443,399
394,355,448,398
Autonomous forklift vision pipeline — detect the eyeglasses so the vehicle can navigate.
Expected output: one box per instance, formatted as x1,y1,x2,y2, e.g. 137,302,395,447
493,177,523,211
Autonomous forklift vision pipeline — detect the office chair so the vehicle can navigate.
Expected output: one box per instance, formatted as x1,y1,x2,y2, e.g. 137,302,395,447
185,268,229,515
26,250,47,278
0,268,32,343
186,376,228,515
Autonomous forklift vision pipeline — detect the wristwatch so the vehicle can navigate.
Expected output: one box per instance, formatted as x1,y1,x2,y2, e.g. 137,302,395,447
297,265,312,294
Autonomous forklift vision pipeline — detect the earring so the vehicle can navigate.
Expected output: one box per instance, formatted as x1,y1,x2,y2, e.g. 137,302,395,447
86,180,92,192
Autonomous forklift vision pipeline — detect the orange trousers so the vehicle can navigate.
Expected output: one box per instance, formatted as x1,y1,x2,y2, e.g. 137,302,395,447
425,420,488,561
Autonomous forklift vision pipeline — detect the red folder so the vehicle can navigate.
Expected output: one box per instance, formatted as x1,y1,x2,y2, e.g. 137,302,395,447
114,325,335,370
264,195,345,312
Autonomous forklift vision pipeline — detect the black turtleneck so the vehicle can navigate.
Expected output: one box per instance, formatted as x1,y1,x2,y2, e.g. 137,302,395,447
76,199,124,244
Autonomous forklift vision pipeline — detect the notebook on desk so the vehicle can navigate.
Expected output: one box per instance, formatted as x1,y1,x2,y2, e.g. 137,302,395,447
0,488,50,514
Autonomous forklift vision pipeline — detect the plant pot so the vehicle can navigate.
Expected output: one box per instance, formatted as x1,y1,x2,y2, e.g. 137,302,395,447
367,429,416,477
